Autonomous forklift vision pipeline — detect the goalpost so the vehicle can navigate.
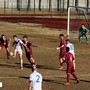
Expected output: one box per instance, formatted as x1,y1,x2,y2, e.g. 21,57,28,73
67,6,90,36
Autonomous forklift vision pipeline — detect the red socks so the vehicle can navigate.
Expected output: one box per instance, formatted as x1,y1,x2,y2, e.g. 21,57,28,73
66,72,79,83
67,73,70,83
71,72,78,81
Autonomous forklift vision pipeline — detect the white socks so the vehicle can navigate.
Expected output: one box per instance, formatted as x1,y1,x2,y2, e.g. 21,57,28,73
21,59,23,69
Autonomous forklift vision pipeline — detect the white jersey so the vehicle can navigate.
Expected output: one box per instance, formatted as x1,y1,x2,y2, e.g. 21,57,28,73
29,71,42,90
14,39,23,51
66,43,75,56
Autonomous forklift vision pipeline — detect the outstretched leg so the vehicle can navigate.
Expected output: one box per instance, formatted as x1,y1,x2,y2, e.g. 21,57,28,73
71,72,79,83
30,57,36,65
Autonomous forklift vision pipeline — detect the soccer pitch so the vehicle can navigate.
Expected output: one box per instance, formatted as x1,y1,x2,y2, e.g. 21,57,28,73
0,22,90,90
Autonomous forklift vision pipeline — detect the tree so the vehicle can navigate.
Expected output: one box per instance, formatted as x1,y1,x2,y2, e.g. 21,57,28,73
4,0,6,13
67,0,69,11
27,0,30,11
57,0,59,11
34,0,35,13
87,0,89,12
62,0,64,12
75,0,78,6
39,0,41,11
49,0,51,12
75,0,78,11
17,0,20,11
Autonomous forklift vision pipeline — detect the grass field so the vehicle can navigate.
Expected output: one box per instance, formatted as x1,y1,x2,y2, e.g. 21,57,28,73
0,22,90,90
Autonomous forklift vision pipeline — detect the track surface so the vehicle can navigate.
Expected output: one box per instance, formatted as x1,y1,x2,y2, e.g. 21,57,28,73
0,14,89,30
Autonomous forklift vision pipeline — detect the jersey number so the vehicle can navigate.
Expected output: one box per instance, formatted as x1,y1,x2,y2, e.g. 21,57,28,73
36,75,40,83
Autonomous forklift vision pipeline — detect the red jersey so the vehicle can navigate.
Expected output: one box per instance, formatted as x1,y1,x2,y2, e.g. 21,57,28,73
0,37,9,48
23,40,33,56
0,37,9,44
65,52,74,66
26,41,32,49
60,38,66,52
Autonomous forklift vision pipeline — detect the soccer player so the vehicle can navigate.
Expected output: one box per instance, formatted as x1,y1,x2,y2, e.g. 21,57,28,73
58,34,66,70
62,47,79,85
0,34,11,59
66,39,75,56
23,35,36,67
78,24,89,44
28,65,42,90
12,35,28,69
66,39,75,69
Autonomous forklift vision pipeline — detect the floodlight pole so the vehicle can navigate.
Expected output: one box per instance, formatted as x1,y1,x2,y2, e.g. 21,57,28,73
67,7,71,37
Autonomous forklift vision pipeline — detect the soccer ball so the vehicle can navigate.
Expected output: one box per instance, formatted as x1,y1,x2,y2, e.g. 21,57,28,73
10,52,13,56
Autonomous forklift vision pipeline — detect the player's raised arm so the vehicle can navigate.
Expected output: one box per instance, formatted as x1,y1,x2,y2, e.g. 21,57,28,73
22,43,29,51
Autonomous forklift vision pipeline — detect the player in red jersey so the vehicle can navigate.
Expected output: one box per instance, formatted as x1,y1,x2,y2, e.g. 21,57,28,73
23,35,36,68
62,47,79,85
57,34,66,70
0,34,11,59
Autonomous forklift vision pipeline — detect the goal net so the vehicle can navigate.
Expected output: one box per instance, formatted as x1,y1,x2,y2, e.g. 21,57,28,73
67,6,90,36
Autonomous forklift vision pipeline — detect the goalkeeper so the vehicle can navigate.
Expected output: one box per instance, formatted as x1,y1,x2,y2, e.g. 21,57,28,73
78,24,89,44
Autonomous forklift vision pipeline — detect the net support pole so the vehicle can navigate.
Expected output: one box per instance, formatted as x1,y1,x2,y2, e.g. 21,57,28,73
67,7,71,37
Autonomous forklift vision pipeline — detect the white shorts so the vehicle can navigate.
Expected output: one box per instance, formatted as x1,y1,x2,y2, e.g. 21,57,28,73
14,48,23,56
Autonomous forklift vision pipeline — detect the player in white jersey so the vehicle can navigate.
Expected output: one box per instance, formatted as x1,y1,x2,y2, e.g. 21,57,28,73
29,65,42,90
12,35,28,69
66,39,75,56
66,39,75,69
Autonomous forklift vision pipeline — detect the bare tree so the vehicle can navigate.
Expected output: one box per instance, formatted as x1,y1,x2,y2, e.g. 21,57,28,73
17,0,20,10
87,0,89,12
57,0,59,11
59,0,62,11
75,0,78,11
4,0,6,13
49,0,51,12
27,0,30,11
34,0,35,13
67,0,69,11
39,0,41,11
63,0,64,12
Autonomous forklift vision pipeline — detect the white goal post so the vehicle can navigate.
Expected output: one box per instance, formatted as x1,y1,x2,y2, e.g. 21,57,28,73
67,6,90,36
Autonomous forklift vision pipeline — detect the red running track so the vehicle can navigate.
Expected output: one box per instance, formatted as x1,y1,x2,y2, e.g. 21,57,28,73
0,14,89,30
